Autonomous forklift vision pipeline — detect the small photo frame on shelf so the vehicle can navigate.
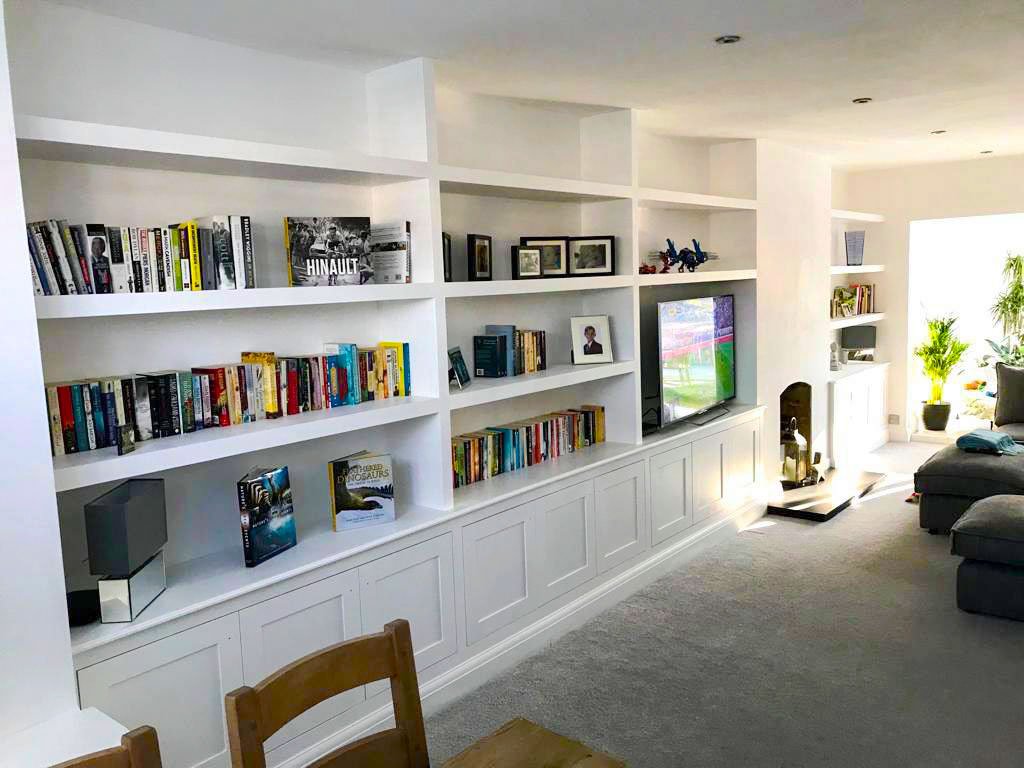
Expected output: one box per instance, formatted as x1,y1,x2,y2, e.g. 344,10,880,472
570,315,614,364
442,232,452,282
448,346,471,388
467,234,492,281
568,236,615,276
511,246,542,279
521,237,568,277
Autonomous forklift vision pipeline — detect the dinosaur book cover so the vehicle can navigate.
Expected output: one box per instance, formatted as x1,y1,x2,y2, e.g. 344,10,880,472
328,451,396,531
238,466,297,567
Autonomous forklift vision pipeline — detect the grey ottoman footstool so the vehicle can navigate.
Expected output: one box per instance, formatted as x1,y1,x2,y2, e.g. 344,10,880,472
951,495,1024,621
915,444,1024,533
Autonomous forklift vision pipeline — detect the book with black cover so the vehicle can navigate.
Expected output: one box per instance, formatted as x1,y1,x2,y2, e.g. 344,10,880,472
237,466,297,567
473,335,507,378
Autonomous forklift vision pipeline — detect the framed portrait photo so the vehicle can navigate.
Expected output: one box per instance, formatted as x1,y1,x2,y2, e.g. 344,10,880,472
442,231,452,282
521,237,568,277
570,315,614,364
467,234,492,281
568,236,615,277
511,246,542,279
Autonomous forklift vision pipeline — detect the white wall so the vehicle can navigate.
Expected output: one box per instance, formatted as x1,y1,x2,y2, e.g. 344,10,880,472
0,3,77,736
834,154,1024,436
756,141,832,464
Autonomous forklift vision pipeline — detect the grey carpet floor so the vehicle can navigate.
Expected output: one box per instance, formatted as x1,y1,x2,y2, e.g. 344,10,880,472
424,469,1024,767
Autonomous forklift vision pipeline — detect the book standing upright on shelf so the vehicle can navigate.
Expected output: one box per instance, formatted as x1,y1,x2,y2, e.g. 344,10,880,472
237,466,297,567
284,216,371,286
328,451,396,531
368,221,412,284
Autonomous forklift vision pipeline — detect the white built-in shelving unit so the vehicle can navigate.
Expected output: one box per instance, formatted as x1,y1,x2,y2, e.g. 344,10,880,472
829,206,886,346
12,0,762,711
829,311,887,330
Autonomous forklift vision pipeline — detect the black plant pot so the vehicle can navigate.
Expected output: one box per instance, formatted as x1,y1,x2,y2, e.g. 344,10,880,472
922,402,952,431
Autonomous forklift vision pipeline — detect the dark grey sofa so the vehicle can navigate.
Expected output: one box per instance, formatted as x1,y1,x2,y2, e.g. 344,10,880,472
994,363,1024,441
952,495,1024,621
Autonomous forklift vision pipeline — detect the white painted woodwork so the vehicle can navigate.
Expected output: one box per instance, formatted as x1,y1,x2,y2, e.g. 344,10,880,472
830,363,889,470
77,614,243,768
691,433,726,524
462,504,539,644
238,570,363,752
649,444,695,545
829,312,887,330
724,418,760,500
534,481,597,606
359,534,457,686
594,461,648,571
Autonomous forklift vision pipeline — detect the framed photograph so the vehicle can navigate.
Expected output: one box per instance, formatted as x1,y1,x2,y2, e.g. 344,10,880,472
570,315,614,364
467,234,492,281
442,232,452,281
521,237,568,277
511,246,542,279
568,236,615,277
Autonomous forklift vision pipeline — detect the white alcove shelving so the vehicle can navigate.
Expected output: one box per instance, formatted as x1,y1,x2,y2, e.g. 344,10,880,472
11,0,761,658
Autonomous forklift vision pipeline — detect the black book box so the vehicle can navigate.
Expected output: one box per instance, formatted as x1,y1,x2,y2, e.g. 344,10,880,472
85,478,168,577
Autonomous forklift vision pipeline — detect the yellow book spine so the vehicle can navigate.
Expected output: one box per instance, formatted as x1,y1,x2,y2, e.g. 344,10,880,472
379,342,405,397
283,217,293,286
241,353,279,417
185,220,201,291
328,461,338,532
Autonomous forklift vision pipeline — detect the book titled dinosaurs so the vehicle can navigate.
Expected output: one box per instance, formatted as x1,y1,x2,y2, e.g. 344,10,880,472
328,451,395,531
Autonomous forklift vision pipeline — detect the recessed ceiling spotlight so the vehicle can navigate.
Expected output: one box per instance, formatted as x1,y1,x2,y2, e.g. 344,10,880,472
852,97,873,104
931,130,947,134
715,34,742,45
981,150,994,154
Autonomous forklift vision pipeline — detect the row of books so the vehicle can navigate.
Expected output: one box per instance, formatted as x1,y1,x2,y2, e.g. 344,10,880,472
830,283,877,318
46,343,412,457
473,325,548,378
28,217,255,296
451,404,606,489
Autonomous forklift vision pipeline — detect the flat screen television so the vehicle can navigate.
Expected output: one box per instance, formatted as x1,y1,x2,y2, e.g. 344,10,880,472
656,295,736,427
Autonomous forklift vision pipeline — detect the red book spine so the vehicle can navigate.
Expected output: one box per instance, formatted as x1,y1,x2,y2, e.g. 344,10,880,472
237,365,249,421
57,384,78,453
321,356,330,409
286,361,299,416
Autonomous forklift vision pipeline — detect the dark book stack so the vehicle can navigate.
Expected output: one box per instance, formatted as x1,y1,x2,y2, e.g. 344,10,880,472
475,325,547,380
43,342,412,458
26,216,256,296
451,404,605,489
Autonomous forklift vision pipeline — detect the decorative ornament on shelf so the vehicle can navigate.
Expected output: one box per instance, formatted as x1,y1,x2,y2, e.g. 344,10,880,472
644,238,719,274
830,341,841,372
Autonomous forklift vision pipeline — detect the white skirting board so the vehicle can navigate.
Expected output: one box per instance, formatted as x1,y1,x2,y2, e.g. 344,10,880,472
272,500,766,768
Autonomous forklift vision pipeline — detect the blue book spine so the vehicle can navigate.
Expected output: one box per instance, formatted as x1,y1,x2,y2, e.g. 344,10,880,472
192,374,204,430
345,344,360,405
402,342,411,396
70,384,89,451
485,325,515,379
89,382,106,449
27,230,51,295
102,391,118,446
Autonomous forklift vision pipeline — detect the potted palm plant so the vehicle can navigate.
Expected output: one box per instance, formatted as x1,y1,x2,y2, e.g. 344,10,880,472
914,315,970,431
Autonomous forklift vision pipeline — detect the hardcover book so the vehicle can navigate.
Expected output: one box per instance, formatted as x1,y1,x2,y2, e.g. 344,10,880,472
473,335,507,378
197,216,237,289
284,216,370,286
328,451,396,531
368,221,411,284
237,466,297,567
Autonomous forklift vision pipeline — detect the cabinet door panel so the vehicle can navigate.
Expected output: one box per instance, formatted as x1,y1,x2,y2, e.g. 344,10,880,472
650,444,694,545
239,570,363,751
360,533,457,693
78,614,243,768
595,461,647,571
463,504,538,644
724,420,758,500
535,481,596,605
692,434,725,523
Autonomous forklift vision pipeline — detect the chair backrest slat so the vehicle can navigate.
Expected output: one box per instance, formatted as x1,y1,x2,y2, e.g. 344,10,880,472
50,727,162,768
225,619,428,768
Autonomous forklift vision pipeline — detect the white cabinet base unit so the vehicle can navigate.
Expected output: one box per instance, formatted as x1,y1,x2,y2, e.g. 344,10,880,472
69,407,763,768
829,363,889,470
77,615,243,768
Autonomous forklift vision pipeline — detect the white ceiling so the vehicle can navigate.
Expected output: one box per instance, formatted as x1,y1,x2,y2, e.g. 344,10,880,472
50,0,1024,169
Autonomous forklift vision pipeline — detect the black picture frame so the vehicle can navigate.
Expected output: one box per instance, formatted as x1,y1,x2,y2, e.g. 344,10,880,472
511,245,543,280
467,234,492,281
568,236,616,277
442,232,452,281
521,237,569,278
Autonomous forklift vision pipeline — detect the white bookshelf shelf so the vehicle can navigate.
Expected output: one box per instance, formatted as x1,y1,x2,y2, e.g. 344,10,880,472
827,361,889,383
831,208,885,223
69,502,458,655
448,361,635,410
35,284,439,319
443,275,633,297
637,188,758,212
830,264,885,275
15,115,429,185
637,269,757,286
438,165,633,202
52,396,440,492
829,312,886,330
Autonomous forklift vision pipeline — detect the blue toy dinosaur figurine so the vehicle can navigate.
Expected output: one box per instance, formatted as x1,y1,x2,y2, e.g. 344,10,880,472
659,238,710,273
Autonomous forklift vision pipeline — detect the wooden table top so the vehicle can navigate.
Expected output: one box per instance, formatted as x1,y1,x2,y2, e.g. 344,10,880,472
442,717,625,768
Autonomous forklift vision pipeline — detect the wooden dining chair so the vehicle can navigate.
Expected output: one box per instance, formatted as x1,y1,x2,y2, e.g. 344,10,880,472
51,726,163,768
225,618,428,768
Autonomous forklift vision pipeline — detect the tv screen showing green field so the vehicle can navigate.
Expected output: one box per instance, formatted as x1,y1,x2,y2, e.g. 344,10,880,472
658,295,736,425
